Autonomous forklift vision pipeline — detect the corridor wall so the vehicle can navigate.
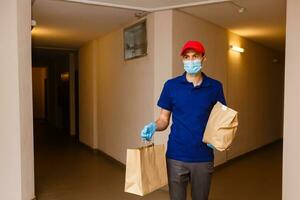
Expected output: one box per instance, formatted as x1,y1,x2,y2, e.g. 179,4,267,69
95,15,155,163
79,14,156,163
79,41,98,148
79,10,284,166
172,10,284,165
283,0,300,199
0,0,35,199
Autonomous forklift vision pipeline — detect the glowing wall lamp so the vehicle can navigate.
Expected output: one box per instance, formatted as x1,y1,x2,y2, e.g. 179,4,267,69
60,73,70,81
230,45,245,53
31,19,37,30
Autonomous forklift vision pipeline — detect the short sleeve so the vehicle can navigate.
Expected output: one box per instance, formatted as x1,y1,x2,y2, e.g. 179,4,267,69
157,81,173,111
216,83,227,106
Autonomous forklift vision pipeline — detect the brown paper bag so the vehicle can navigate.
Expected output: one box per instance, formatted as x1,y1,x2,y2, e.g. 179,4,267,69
202,101,238,151
124,144,168,196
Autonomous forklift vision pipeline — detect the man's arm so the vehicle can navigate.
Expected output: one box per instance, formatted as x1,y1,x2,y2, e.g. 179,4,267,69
155,108,171,131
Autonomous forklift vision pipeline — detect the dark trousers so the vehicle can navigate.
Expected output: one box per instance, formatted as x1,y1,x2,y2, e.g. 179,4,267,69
166,158,214,200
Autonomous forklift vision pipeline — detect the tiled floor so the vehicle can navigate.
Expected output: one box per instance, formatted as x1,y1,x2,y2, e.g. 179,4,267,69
34,121,282,200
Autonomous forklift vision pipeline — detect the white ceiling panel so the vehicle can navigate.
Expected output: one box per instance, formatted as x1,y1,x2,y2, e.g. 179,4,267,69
80,0,213,9
180,0,286,51
32,0,286,51
32,0,137,48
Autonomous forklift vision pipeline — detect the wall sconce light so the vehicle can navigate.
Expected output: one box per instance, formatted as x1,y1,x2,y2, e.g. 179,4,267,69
60,72,70,81
230,45,245,53
31,19,37,30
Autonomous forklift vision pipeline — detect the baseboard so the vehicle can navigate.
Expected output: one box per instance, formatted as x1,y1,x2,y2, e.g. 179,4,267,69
79,138,282,171
214,138,283,170
79,142,125,169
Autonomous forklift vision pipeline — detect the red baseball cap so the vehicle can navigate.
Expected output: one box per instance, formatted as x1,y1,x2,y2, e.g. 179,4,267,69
180,40,205,56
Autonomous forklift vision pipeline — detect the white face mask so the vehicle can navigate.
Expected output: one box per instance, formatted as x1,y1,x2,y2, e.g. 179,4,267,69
183,59,202,75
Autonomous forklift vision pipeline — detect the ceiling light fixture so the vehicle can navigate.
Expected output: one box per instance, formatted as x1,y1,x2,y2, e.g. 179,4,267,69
135,11,148,18
238,7,245,13
31,0,37,30
230,1,246,13
31,19,37,30
230,45,244,53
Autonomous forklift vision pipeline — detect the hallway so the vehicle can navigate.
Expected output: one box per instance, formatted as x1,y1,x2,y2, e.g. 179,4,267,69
34,121,282,200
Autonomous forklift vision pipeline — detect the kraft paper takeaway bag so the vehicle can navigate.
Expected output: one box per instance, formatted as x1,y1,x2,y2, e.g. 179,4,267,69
124,144,168,196
203,101,238,151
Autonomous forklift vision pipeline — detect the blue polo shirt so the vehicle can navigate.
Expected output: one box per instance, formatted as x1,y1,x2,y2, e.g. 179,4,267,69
157,72,226,162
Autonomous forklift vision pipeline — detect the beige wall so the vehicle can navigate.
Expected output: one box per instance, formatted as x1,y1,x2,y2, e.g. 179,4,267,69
172,10,284,165
0,0,35,199
283,0,300,199
79,10,284,166
226,32,284,159
95,15,155,163
18,1,35,198
0,1,22,198
153,10,173,146
79,41,98,148
79,11,180,163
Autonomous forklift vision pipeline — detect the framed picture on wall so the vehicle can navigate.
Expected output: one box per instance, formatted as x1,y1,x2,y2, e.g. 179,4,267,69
124,20,147,60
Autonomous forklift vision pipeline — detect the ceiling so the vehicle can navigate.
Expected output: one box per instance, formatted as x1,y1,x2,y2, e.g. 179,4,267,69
62,0,232,10
32,0,137,49
32,0,286,51
87,0,216,8
180,0,286,51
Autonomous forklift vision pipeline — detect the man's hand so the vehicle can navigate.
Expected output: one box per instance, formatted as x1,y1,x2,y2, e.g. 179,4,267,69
140,122,157,141
140,108,171,141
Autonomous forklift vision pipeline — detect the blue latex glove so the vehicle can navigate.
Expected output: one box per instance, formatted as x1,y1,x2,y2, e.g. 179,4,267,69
207,143,215,149
140,122,157,141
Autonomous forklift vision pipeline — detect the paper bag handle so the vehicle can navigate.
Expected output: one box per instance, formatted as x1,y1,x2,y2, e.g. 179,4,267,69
140,140,154,148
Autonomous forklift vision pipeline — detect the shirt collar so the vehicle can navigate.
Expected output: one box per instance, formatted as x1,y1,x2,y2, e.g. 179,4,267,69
180,72,211,88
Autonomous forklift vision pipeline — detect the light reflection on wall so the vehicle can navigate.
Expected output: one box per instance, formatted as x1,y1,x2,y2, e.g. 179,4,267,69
31,27,57,37
227,32,244,70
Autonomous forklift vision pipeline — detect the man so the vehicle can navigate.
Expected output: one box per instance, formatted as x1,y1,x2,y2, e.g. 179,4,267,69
140,40,226,200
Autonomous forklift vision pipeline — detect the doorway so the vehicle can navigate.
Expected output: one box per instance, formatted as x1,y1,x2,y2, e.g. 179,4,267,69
32,48,79,137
